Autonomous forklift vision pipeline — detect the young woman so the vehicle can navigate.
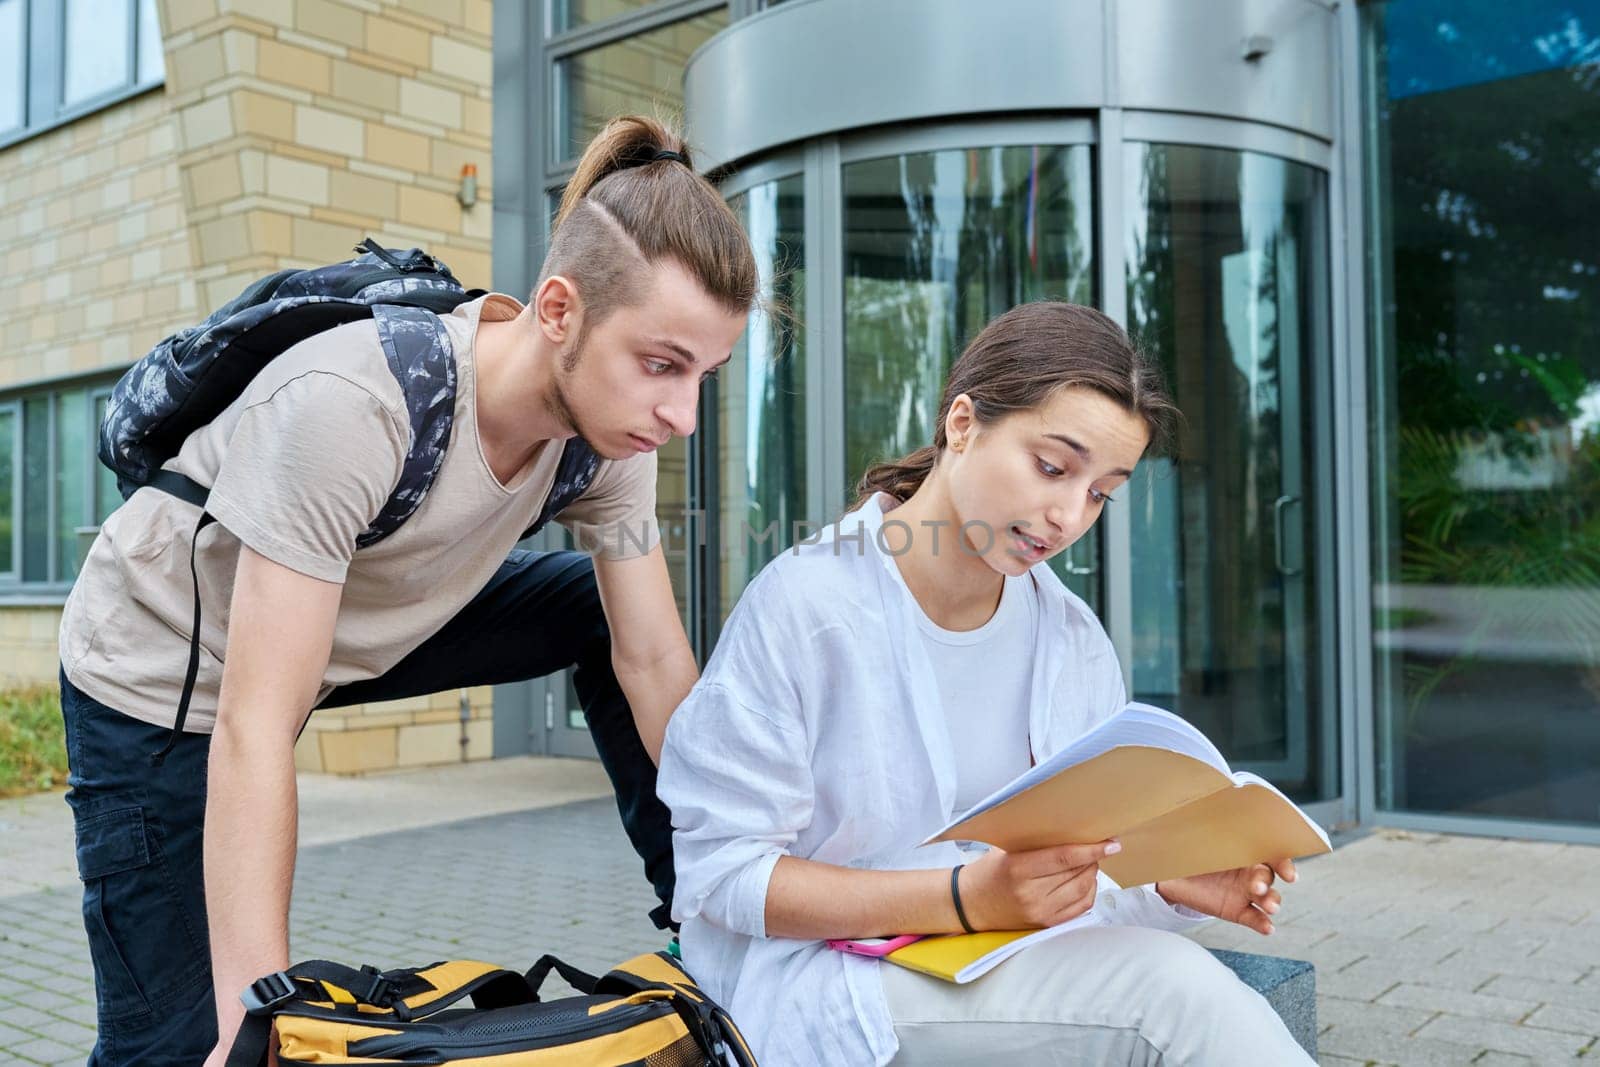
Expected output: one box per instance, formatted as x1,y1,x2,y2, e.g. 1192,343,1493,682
657,302,1314,1065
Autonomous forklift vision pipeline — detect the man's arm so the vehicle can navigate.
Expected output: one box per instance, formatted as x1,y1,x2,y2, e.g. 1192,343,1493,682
203,545,342,1064
591,543,697,764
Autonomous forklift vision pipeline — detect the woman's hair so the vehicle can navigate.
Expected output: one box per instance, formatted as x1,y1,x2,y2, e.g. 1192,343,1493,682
853,302,1179,506
539,116,759,340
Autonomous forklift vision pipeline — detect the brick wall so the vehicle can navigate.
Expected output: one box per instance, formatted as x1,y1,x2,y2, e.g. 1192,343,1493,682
0,0,501,774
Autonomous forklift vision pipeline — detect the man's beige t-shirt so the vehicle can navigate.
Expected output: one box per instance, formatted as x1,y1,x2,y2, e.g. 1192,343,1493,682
60,294,659,731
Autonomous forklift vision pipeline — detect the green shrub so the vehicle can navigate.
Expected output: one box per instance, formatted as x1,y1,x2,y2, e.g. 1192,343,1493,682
0,685,68,797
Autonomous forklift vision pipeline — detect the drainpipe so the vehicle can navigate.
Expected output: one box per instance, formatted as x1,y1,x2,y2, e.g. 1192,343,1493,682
458,687,471,761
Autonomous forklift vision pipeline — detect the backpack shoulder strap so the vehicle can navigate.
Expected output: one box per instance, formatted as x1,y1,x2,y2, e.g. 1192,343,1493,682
521,436,603,541
357,304,457,549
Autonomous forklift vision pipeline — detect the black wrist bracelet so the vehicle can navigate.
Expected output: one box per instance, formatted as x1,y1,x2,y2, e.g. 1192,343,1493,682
950,864,976,934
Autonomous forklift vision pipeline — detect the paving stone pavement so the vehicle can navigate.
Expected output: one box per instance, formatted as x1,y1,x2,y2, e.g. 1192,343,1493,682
3,785,1598,1065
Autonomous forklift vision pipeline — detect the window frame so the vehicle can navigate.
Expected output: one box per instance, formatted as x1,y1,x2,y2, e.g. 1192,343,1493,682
0,376,121,597
0,0,166,151
0,399,20,583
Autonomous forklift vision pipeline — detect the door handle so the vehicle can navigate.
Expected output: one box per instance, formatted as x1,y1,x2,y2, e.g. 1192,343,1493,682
1273,494,1302,577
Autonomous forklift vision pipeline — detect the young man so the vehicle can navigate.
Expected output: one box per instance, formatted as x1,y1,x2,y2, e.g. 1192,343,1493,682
57,116,758,1066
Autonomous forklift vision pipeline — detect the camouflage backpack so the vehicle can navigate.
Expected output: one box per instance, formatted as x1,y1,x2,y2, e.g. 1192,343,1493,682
97,239,601,762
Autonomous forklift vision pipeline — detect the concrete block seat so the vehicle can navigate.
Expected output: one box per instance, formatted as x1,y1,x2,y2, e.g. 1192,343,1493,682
1210,949,1317,1057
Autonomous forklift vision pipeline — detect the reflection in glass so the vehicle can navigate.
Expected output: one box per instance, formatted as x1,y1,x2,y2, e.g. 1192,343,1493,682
55,389,88,582
22,396,47,581
0,0,23,132
842,144,1100,609
136,0,164,85
554,11,727,161
1366,2,1600,825
550,0,655,33
713,177,805,631
1126,142,1333,802
63,0,131,106
0,409,14,575
94,395,120,524
656,434,694,637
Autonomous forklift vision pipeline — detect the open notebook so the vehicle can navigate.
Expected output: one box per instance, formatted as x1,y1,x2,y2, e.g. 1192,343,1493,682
923,702,1332,888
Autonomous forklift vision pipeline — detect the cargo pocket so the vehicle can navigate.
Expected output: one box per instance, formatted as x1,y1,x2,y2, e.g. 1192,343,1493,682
75,805,209,1026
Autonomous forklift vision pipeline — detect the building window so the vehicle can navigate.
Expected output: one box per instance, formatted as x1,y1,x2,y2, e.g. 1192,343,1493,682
1,0,165,148
0,382,118,592
1365,2,1600,826
552,10,727,163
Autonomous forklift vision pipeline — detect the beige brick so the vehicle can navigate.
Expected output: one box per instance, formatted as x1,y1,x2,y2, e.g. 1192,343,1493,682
331,58,400,112
430,36,490,86
237,147,266,193
133,163,169,201
218,27,259,74
233,90,296,140
247,209,294,255
197,214,250,262
463,0,490,36
397,0,459,27
294,105,365,156
185,155,243,207
265,154,331,205
218,0,293,28
292,214,362,262
460,95,490,138
148,119,178,155
395,719,491,767
295,0,366,49
169,34,227,90
117,210,150,244
365,121,429,172
319,726,398,774
364,16,430,67
257,37,333,94
293,729,324,772
395,722,459,767
309,205,382,230
398,79,462,129
428,137,487,187
397,184,459,233
99,255,133,288
179,94,234,148
130,246,163,278
327,169,398,218
163,0,222,34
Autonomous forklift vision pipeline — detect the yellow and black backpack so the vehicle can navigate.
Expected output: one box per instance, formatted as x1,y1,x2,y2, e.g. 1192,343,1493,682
224,950,757,1066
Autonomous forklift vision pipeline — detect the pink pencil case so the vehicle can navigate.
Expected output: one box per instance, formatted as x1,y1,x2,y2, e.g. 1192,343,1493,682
826,934,926,958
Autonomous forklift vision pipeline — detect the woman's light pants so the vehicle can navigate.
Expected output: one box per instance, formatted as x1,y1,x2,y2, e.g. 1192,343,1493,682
883,925,1315,1065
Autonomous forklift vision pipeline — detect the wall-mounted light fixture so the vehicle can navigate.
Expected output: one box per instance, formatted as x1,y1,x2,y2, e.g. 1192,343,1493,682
458,163,478,208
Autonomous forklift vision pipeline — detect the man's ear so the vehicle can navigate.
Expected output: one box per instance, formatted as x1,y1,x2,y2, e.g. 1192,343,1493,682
533,275,582,345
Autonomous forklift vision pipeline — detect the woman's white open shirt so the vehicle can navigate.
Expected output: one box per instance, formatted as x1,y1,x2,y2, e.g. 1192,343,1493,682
659,494,1205,1067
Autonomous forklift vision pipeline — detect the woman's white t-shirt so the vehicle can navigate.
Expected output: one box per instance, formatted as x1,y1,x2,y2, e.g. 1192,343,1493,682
890,564,1038,819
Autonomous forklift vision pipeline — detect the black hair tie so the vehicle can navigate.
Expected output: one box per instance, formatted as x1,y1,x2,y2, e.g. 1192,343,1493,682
651,148,688,165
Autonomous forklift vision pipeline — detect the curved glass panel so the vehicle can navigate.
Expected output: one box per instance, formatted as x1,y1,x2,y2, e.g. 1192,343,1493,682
712,176,806,630
1367,1,1600,825
1126,142,1335,803
554,11,727,162
841,144,1099,608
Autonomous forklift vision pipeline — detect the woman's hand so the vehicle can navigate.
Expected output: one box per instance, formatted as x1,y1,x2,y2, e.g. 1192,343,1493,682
1154,858,1297,935
959,840,1120,931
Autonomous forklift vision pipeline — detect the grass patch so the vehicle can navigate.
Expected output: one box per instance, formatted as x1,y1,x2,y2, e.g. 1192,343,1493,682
0,685,68,797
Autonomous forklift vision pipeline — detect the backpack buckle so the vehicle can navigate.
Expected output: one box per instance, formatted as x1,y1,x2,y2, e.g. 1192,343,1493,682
355,967,394,1007
241,971,299,1015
